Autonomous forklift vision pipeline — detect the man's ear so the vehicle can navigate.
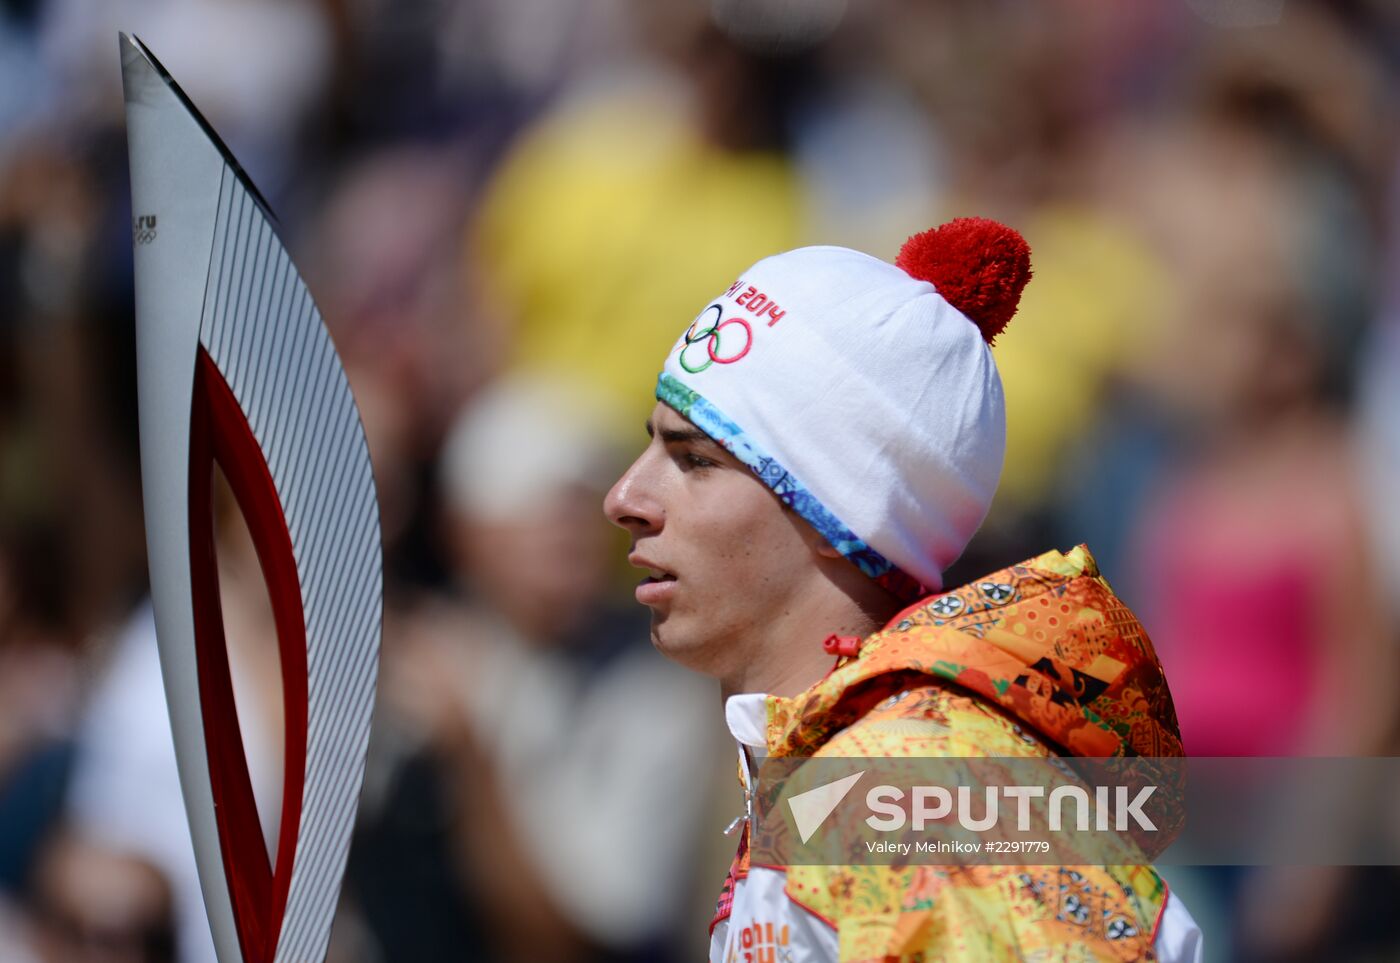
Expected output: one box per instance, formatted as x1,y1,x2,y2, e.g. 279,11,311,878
782,497,843,559
807,522,846,561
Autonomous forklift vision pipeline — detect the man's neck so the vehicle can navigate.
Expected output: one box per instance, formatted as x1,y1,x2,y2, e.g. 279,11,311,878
719,588,898,702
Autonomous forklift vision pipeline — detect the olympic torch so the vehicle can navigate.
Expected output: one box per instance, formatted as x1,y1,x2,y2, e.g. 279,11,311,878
120,33,382,963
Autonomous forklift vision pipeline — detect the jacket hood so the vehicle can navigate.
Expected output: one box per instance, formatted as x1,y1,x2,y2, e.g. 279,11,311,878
766,544,1183,759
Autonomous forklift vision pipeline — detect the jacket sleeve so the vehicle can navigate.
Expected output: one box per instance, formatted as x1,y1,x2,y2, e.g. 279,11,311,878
1152,891,1204,963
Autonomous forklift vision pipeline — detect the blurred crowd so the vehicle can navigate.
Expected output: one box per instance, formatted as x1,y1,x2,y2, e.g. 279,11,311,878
1,0,1399,960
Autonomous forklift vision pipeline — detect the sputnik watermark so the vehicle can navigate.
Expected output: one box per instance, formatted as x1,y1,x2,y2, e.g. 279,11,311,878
754,756,1400,867
787,772,1156,846
755,756,1180,866
863,784,1157,833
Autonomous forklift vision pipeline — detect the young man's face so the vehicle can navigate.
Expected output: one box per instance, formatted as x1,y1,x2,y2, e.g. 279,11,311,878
604,402,825,678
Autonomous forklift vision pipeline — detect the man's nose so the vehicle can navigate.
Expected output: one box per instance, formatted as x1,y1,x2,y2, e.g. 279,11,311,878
604,455,663,534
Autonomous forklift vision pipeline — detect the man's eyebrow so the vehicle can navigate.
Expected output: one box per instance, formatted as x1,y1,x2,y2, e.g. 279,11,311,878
645,417,721,449
659,426,717,446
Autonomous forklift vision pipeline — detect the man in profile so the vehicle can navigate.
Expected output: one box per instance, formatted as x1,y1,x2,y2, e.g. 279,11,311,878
605,219,1202,961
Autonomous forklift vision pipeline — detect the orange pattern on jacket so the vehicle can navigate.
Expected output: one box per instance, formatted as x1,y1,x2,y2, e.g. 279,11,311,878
716,544,1184,962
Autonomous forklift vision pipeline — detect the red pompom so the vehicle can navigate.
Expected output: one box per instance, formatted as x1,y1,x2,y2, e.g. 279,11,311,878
895,217,1032,345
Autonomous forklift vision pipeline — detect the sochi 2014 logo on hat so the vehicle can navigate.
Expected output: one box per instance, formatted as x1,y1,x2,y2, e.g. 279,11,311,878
675,279,788,373
678,304,750,372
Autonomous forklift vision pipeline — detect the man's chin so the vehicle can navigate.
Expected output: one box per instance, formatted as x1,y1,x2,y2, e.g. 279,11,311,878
647,611,672,653
648,615,711,672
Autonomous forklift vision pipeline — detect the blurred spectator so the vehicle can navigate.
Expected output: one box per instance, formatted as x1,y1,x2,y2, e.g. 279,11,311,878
862,1,1191,580
0,133,147,635
473,1,962,438
1064,17,1396,957
373,373,720,961
298,143,503,591
472,9,807,434
26,829,177,963
303,145,496,478
1110,48,1389,762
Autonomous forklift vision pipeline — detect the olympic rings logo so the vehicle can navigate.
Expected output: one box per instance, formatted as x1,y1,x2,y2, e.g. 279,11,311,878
679,304,753,373
132,214,158,246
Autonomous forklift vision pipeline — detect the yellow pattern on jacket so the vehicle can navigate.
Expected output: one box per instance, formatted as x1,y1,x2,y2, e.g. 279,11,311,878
716,545,1182,962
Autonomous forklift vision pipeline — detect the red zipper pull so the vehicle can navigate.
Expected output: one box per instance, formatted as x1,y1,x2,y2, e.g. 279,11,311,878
822,634,863,658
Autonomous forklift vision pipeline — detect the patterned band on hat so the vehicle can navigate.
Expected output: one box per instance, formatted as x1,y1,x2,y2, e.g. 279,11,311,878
656,372,926,602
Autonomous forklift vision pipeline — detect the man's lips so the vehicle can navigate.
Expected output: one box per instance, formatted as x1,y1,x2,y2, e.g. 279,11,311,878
629,555,677,606
635,577,676,606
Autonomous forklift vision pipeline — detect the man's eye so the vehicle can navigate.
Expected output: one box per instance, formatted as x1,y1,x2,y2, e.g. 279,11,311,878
683,453,716,470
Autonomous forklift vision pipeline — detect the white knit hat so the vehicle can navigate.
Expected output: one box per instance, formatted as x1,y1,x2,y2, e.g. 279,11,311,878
656,218,1032,599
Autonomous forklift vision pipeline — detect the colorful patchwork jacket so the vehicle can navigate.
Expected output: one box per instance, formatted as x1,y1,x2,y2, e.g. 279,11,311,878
708,545,1201,963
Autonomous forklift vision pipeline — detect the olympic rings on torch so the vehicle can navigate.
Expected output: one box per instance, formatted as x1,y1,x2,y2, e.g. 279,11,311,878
679,304,753,373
